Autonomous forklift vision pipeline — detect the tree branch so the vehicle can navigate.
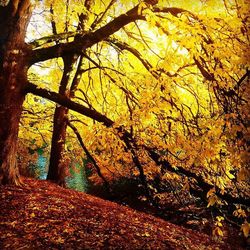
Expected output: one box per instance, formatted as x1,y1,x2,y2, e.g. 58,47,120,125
145,146,250,207
67,121,111,193
107,38,159,78
28,3,190,66
26,82,114,127
26,82,250,207
29,4,145,65
29,31,80,49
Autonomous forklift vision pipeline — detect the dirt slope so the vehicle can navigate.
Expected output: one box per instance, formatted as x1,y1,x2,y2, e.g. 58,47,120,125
0,178,233,249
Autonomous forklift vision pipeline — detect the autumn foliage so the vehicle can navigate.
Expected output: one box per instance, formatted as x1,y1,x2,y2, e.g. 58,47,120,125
0,0,249,245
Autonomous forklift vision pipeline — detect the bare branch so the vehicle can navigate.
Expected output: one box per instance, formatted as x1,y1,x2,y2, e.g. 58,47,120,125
67,121,111,193
26,82,114,127
29,4,145,65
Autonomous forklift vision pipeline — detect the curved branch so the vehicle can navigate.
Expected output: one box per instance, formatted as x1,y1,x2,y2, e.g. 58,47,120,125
28,3,190,66
29,31,80,49
67,121,111,193
26,82,114,127
107,38,159,78
29,4,145,65
26,82,250,207
145,147,250,207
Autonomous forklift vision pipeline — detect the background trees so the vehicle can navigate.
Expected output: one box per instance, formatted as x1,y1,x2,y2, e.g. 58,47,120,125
0,0,249,236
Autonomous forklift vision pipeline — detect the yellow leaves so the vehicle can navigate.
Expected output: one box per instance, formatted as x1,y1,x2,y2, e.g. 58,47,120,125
233,206,247,218
120,0,137,6
207,196,217,208
216,216,224,224
143,5,159,29
237,168,249,182
203,147,216,159
138,2,147,15
213,216,224,238
179,36,197,50
30,212,36,218
233,209,250,237
207,189,222,208
216,177,226,191
241,221,250,238
225,170,234,180
182,181,190,191
207,188,215,198
213,227,224,237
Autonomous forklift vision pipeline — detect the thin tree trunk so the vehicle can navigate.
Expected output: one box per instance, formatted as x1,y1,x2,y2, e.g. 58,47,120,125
0,0,32,185
47,0,93,186
47,56,74,186
47,106,69,186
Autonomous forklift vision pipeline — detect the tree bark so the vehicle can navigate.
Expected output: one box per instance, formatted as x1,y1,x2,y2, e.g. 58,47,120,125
0,0,32,185
47,106,69,186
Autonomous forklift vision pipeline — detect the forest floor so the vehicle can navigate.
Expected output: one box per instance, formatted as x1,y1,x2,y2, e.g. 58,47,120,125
0,178,246,250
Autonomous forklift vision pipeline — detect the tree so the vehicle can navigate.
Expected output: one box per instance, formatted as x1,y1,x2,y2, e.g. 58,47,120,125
0,0,156,184
0,0,33,185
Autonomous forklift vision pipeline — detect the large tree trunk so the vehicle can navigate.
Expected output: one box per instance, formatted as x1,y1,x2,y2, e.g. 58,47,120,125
0,0,32,185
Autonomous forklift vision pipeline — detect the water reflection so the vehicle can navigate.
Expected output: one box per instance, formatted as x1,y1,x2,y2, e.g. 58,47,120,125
36,151,88,192
66,163,88,192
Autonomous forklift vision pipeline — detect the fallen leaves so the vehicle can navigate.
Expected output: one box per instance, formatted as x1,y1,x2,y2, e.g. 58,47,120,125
30,212,36,218
0,178,238,249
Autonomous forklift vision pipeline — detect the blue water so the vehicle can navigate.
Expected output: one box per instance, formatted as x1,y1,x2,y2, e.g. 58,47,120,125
37,154,47,180
66,163,88,192
36,152,88,192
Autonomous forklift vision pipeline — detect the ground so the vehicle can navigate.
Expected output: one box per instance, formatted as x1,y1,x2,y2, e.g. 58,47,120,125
0,178,244,249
